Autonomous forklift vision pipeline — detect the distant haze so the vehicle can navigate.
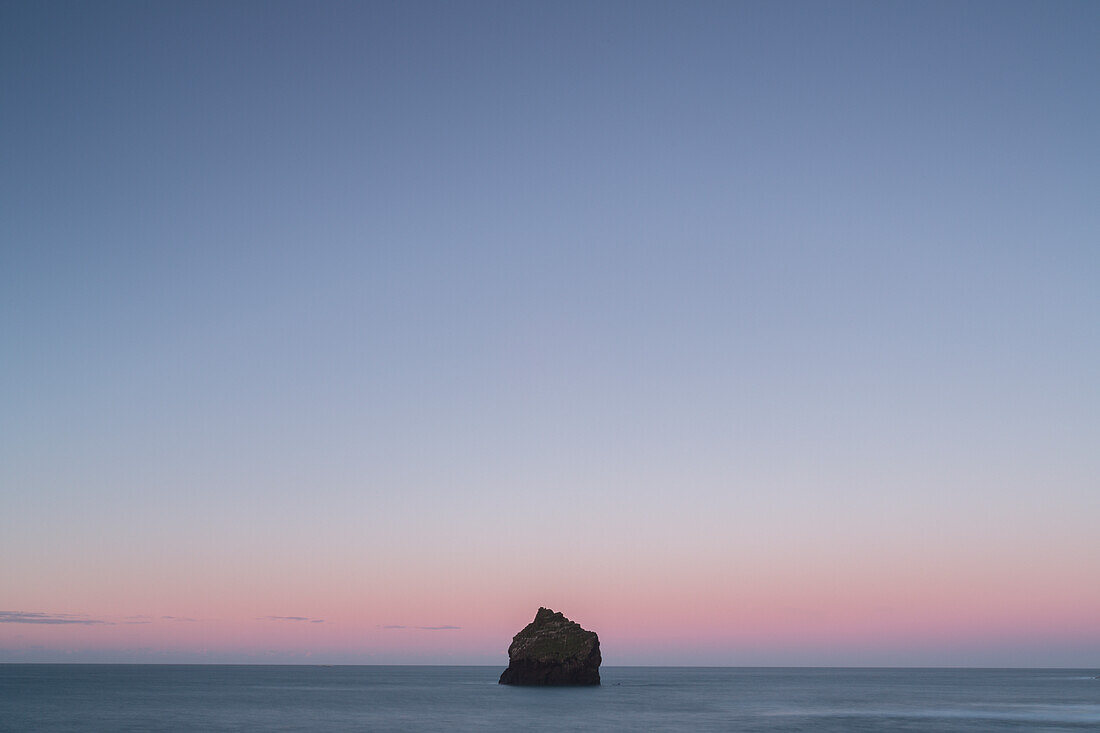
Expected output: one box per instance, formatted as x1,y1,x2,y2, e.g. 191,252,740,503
1,1,1098,666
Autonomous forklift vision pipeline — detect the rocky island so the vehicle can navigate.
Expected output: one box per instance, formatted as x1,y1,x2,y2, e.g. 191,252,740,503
498,607,601,686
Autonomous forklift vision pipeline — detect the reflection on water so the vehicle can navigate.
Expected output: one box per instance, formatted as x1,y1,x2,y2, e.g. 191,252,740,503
1,665,1097,732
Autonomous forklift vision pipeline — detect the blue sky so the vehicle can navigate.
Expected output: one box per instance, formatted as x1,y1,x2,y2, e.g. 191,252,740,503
1,1,1098,665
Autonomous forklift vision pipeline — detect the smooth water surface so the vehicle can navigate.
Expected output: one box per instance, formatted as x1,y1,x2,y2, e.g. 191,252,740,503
2,665,1098,732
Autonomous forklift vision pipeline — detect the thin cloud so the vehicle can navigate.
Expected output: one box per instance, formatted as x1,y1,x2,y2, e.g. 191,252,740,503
260,616,324,623
380,625,407,630
0,611,111,626
161,616,198,622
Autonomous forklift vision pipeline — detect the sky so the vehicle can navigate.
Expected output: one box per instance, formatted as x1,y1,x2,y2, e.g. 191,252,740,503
1,0,1098,666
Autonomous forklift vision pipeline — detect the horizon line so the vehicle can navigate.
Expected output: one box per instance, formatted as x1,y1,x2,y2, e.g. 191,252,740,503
0,662,1094,670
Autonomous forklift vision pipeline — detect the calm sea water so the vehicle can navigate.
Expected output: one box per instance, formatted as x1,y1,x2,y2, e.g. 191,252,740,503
1,665,1098,732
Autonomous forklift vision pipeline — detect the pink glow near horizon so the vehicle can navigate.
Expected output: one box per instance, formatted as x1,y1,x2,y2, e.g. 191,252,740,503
5,559,1098,664
5,511,1100,663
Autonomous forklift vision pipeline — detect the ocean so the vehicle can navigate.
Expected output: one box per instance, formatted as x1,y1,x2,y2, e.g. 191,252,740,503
1,665,1097,731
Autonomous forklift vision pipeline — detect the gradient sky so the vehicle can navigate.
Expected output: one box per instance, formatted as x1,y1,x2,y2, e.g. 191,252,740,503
2,1,1098,666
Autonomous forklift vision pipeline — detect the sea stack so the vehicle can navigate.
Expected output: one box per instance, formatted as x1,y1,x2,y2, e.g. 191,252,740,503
498,607,601,685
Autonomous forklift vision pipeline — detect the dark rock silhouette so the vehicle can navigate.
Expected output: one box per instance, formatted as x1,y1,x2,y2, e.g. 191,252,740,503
498,607,601,685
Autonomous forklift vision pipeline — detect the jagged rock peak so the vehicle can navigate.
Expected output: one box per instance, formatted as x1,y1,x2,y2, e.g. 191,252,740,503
498,607,601,686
